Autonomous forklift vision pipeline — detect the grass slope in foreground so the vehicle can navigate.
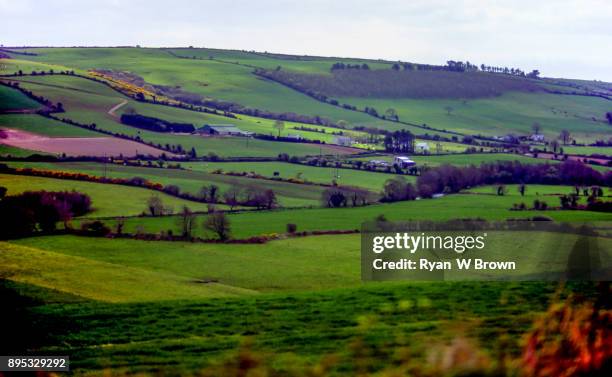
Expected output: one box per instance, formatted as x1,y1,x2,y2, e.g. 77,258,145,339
1,236,598,375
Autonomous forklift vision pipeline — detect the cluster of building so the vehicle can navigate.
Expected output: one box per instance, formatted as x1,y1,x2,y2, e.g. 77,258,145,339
367,156,416,168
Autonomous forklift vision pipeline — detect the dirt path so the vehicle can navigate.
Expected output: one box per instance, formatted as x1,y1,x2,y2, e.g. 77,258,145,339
108,99,128,117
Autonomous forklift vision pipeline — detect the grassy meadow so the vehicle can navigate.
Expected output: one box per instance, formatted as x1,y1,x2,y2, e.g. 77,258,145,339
0,173,220,217
0,113,102,137
2,231,607,373
0,84,41,110
2,74,364,157
107,187,612,239
4,161,331,207
339,92,612,143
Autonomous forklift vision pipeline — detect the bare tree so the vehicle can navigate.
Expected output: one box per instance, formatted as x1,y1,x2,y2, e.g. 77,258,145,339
531,122,541,135
223,186,242,210
444,106,454,116
384,108,398,121
559,129,571,145
273,120,285,137
204,211,231,241
550,140,560,154
177,206,196,239
199,184,219,203
115,217,126,235
146,195,164,216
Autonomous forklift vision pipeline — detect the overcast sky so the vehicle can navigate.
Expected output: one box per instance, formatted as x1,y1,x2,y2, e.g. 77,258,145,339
1,0,610,81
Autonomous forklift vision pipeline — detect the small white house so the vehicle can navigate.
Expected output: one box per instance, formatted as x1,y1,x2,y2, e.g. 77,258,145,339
394,156,416,168
530,134,545,142
415,142,430,153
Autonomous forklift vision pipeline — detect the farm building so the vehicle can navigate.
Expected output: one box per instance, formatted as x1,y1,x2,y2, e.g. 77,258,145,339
530,134,545,142
394,156,416,168
194,124,252,136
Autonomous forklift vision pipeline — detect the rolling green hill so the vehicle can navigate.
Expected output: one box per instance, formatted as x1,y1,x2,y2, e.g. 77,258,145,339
3,47,609,146
4,161,331,208
0,173,221,217
2,74,360,157
1,46,610,377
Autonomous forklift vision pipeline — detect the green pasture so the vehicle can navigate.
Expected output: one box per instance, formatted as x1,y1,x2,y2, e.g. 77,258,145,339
4,161,329,207
166,47,393,73
0,242,255,302
3,74,361,157
0,114,101,137
110,187,612,239
2,230,604,374
0,173,219,217
183,160,407,190
0,144,49,157
0,58,78,75
10,230,610,298
3,49,407,129
0,84,40,111
562,145,611,156
339,92,612,143
1,270,573,375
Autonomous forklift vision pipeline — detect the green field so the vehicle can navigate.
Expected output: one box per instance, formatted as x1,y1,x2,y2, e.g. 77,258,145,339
183,160,407,190
2,74,365,157
2,232,606,374
4,161,331,207
562,145,612,156
339,92,612,143
108,187,612,239
4,48,609,145
0,144,49,157
2,48,407,129
0,113,102,137
0,173,221,217
0,84,40,111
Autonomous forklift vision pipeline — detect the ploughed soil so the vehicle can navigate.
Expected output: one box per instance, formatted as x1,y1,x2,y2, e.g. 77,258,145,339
0,128,172,157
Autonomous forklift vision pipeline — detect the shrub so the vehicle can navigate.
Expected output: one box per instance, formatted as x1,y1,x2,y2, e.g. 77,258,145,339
80,221,111,237
286,223,297,234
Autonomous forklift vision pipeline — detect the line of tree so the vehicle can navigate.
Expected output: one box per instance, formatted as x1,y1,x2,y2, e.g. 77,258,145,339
330,62,370,71
321,186,373,208
0,165,273,209
120,113,195,133
383,130,415,153
415,160,610,199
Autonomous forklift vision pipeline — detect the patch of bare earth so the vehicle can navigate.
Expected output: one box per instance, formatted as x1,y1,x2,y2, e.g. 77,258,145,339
0,128,173,157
